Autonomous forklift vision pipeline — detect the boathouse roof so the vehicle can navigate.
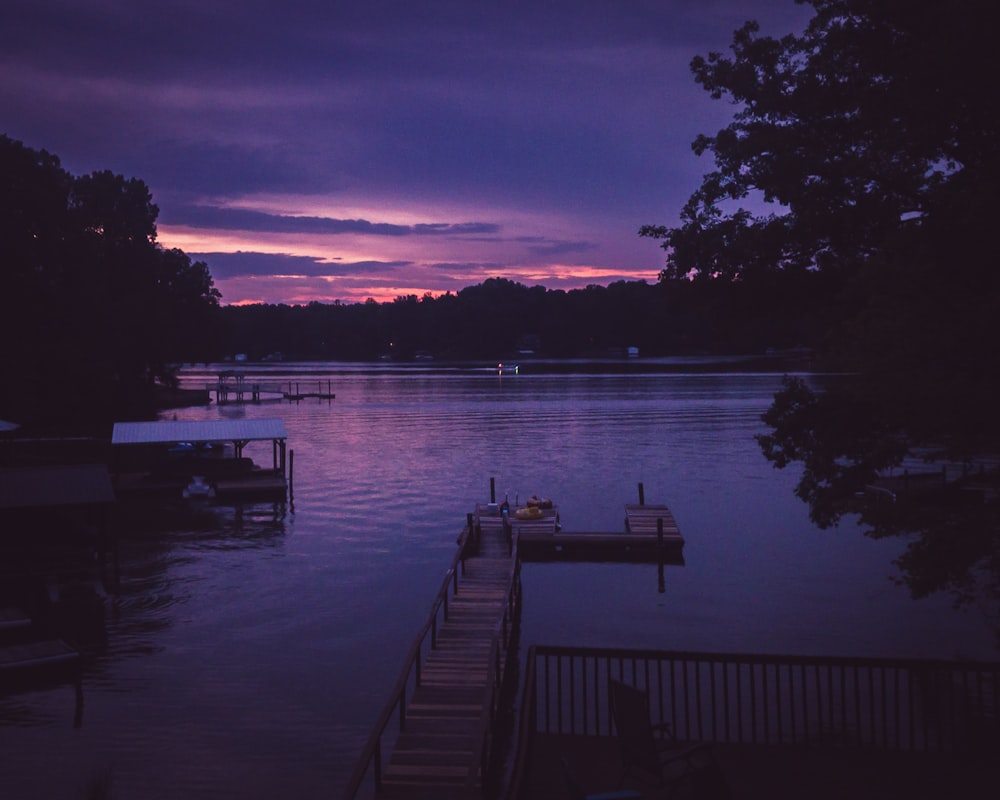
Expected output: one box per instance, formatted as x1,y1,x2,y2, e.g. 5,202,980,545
0,464,115,509
111,418,287,445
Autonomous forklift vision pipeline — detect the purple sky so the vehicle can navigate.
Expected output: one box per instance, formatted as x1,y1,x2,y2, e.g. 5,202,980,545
2,1,812,305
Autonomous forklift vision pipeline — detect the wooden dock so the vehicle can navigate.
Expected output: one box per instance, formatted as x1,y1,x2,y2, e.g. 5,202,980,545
623,502,682,541
2,605,83,718
344,522,521,800
472,495,685,564
0,638,80,675
345,485,684,799
211,373,335,404
380,527,516,797
0,607,31,632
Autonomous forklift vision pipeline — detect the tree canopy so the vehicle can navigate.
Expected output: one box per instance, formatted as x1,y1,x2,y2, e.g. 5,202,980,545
643,0,997,285
0,135,221,429
645,0,1000,628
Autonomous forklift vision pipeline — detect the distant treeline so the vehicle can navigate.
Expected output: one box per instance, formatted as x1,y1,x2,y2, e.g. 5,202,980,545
218,273,846,362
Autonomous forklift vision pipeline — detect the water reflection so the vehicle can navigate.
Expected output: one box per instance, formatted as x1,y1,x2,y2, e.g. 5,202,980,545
1,365,995,800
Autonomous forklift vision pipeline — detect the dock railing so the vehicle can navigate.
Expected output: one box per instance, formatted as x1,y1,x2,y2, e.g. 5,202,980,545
342,523,522,799
508,645,1000,797
475,538,523,792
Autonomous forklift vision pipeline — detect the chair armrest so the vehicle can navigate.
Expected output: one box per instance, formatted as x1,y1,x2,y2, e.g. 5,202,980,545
650,721,677,739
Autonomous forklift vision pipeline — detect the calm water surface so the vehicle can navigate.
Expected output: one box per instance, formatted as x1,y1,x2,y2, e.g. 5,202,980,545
1,363,994,799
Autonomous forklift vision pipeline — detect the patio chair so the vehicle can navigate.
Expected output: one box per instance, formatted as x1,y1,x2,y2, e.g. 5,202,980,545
609,679,729,799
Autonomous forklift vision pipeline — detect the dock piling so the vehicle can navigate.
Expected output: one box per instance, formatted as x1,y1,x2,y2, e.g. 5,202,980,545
638,482,645,505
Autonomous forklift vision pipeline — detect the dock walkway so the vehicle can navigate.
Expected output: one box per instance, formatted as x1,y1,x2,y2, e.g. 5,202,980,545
347,522,520,799
345,485,681,800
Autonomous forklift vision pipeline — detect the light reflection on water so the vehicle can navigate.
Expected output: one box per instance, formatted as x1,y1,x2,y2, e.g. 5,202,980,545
1,366,994,799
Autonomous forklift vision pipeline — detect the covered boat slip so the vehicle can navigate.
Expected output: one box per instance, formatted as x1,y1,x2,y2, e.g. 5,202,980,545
0,466,98,709
110,418,289,502
0,463,118,594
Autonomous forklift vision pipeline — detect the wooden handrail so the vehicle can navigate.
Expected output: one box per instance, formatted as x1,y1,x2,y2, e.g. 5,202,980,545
467,539,522,787
342,525,478,798
342,525,523,798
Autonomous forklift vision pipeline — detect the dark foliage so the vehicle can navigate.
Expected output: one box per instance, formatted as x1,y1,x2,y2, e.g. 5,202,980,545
214,273,841,363
0,135,221,429
647,0,1000,627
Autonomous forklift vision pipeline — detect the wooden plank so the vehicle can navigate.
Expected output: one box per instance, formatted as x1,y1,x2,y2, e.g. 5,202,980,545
624,503,678,531
381,521,516,797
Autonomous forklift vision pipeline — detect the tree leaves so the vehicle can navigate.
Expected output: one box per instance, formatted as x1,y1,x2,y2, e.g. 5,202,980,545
650,1,1000,627
0,134,221,428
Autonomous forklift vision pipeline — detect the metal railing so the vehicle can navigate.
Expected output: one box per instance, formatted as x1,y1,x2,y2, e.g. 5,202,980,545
342,524,522,799
516,645,999,756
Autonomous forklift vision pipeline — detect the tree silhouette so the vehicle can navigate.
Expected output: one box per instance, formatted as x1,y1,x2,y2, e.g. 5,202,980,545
0,135,221,428
644,0,999,626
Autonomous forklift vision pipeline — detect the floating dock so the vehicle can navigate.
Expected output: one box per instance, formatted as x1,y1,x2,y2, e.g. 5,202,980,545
471,485,684,565
211,372,334,404
0,619,83,717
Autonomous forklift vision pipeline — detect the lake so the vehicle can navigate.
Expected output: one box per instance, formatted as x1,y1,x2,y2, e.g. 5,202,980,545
1,360,994,799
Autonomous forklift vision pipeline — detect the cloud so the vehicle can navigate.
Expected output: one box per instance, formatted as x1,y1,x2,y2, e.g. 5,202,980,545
191,251,411,279
516,237,599,257
3,1,817,305
168,206,500,237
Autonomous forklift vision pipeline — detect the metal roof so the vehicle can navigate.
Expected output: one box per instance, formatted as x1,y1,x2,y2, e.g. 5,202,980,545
111,418,287,445
0,464,115,509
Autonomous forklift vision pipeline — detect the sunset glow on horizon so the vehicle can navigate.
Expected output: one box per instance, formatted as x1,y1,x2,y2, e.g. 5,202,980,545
3,1,814,306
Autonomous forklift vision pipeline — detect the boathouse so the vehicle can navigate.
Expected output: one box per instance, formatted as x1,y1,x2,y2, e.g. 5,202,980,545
0,463,117,594
1,464,113,711
1,420,118,586
110,418,289,502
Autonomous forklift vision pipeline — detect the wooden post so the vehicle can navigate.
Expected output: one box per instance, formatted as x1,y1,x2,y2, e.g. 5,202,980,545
490,477,496,503
288,449,294,502
657,517,664,546
638,482,645,505
74,676,84,729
